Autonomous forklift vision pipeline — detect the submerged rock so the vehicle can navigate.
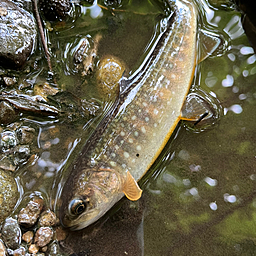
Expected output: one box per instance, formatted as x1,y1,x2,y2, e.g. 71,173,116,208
0,0,37,69
18,198,44,228
0,170,19,224
96,55,125,100
1,217,21,250
39,0,71,21
34,227,54,247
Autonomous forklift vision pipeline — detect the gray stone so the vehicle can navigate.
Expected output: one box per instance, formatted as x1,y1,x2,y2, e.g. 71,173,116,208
1,217,22,250
0,0,37,69
0,170,19,224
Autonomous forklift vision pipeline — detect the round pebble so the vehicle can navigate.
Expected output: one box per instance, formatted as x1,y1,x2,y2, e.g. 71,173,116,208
39,210,57,227
34,227,53,247
22,231,34,244
0,170,19,224
96,55,126,100
1,217,21,250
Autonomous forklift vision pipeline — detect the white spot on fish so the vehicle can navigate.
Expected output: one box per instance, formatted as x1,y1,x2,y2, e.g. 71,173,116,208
141,126,146,134
111,153,116,158
143,102,147,107
128,138,133,143
120,131,125,136
154,109,159,115
131,115,136,120
136,145,142,151
120,140,124,144
134,131,139,137
115,145,119,150
124,152,130,158
171,74,176,79
145,117,149,122
122,164,126,168
132,159,136,163
154,123,158,127
153,132,156,137
110,161,116,167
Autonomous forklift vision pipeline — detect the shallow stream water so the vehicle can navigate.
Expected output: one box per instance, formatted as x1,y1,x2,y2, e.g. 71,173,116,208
2,0,256,255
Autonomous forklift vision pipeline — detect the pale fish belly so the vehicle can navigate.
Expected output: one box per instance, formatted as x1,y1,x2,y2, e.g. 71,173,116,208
90,0,197,182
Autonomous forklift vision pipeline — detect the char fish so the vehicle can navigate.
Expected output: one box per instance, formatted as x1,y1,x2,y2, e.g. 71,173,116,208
59,0,198,230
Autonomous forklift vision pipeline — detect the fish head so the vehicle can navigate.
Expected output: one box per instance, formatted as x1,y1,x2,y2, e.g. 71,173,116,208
59,167,123,230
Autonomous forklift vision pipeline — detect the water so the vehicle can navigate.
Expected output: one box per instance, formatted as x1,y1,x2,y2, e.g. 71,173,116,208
2,0,256,255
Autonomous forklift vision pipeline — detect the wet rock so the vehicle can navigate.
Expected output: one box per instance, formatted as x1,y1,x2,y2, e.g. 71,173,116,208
33,83,58,101
74,34,102,76
3,76,17,86
39,0,71,21
0,0,37,69
0,130,18,152
22,231,34,244
0,240,7,256
16,126,35,145
55,226,67,242
18,198,44,227
13,247,25,256
39,210,57,227
96,55,125,100
34,227,53,247
0,170,19,223
0,101,18,125
28,244,39,254
1,217,22,250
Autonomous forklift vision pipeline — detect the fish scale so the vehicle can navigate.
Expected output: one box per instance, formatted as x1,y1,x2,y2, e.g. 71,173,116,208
59,0,198,230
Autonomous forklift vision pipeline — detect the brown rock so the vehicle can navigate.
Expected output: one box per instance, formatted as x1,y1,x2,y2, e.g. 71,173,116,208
22,231,34,244
28,244,39,254
13,247,25,256
39,210,57,227
34,227,53,247
18,198,44,227
55,226,67,241
0,240,6,256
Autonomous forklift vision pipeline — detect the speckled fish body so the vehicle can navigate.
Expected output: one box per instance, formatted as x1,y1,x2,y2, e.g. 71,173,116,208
59,0,198,230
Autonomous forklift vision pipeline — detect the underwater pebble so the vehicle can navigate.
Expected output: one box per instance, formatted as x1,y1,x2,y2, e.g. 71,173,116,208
39,0,71,21
22,231,34,244
0,240,7,256
28,244,39,254
33,83,58,101
3,77,17,87
16,126,35,145
96,55,125,100
39,210,57,227
0,130,18,152
18,198,44,227
1,217,21,250
0,101,17,124
34,227,53,247
13,247,25,256
74,34,101,76
0,0,37,68
55,226,67,241
0,170,19,223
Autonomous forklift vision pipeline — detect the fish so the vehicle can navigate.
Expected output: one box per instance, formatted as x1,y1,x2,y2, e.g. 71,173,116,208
59,0,199,230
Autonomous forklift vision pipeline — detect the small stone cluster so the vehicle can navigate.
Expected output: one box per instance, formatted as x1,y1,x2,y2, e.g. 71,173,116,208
0,197,67,256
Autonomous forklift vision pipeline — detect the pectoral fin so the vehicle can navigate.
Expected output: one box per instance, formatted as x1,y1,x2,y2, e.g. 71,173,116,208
122,171,142,201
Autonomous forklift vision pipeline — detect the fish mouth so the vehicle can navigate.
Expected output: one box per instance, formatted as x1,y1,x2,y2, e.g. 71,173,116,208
61,208,102,230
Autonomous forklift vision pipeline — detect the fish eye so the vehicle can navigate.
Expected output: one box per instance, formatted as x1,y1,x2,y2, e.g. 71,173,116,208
69,198,88,216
